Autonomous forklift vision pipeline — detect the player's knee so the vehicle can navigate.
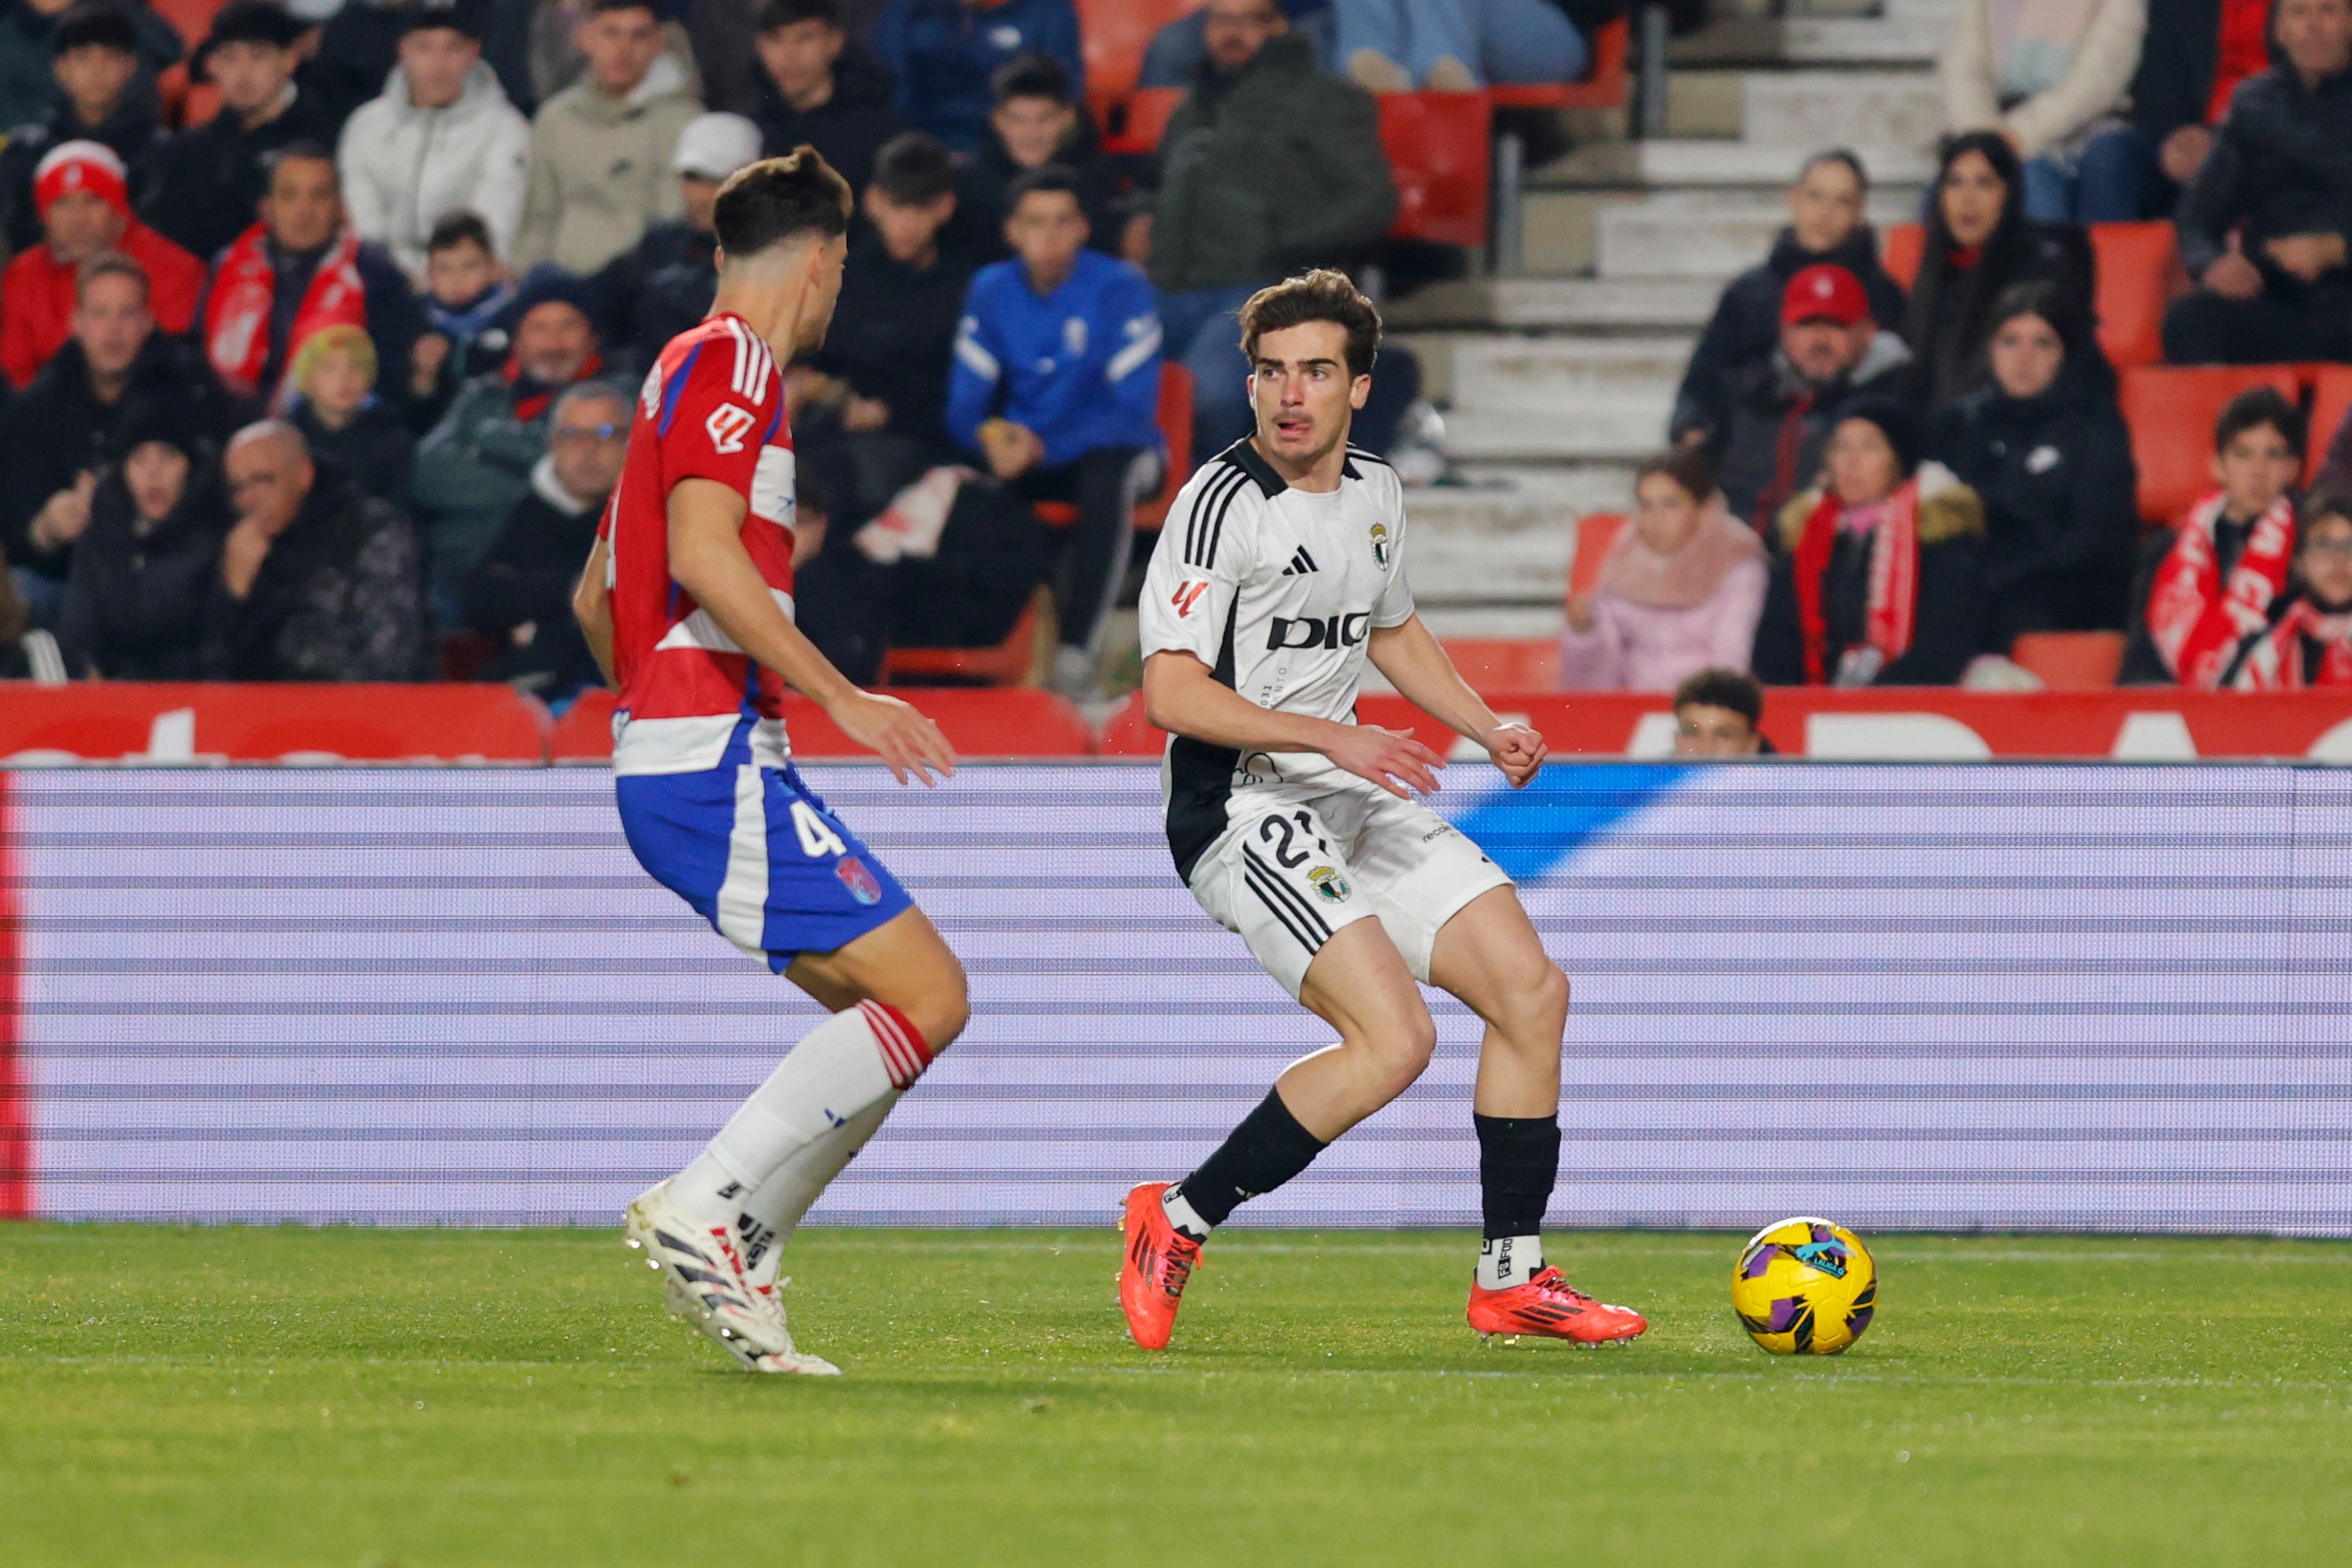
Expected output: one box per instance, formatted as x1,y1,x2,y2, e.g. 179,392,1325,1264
1378,1014,1440,1099
903,960,971,1055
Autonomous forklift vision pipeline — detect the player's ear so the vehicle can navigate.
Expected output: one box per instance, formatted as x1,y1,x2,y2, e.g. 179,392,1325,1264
1349,373,1371,411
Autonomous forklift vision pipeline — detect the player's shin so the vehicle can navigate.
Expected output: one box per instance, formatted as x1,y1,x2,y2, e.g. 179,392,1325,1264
735,1091,900,1290
1474,1113,1560,1288
668,999,935,1231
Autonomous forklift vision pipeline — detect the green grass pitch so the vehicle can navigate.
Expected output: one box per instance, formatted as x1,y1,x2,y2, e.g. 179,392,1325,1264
4,1225,2349,1566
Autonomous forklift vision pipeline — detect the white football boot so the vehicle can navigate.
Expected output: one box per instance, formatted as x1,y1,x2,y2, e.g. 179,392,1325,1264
625,1181,840,1375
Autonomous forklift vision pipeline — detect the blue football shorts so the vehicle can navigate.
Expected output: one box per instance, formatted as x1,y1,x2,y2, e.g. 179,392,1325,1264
616,759,913,973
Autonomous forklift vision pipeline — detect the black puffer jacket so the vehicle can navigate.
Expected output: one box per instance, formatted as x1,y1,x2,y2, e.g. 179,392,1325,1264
55,461,229,680
2176,60,2352,286
206,463,430,683
1931,368,2141,592
1671,226,1908,440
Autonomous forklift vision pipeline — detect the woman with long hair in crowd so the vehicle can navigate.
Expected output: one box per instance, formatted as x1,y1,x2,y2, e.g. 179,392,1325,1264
1903,130,2098,410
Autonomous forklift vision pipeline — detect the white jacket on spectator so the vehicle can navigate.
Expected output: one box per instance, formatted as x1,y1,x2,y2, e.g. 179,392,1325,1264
338,61,533,278
1940,0,2146,159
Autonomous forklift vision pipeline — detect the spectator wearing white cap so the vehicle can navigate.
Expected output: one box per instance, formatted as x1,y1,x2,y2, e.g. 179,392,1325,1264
336,3,533,280
586,109,759,374
0,139,203,387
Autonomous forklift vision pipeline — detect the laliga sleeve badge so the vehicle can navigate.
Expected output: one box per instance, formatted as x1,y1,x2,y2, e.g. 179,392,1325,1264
1307,866,1351,903
837,858,883,906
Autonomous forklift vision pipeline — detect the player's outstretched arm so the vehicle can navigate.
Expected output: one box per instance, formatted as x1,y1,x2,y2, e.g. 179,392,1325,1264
573,536,618,689
667,478,957,786
1143,649,1445,799
1365,614,1547,789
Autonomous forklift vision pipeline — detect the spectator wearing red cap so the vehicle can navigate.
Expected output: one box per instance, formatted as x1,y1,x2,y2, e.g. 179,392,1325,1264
0,1,174,254
1690,261,1914,533
0,139,202,387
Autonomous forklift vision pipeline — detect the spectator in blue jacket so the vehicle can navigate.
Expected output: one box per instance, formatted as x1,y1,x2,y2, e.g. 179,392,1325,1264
871,0,1080,154
948,167,1163,699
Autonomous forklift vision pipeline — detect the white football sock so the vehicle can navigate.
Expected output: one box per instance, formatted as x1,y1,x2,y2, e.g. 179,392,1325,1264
1161,1184,1211,1242
1477,1235,1544,1290
735,1091,899,1290
669,1000,933,1231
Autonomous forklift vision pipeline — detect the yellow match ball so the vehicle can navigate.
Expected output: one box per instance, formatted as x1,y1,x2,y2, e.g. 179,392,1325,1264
1731,1218,1877,1355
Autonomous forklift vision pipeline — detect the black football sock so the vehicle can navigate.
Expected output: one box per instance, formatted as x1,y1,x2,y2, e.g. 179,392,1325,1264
1475,1113,1560,1289
1169,1088,1329,1235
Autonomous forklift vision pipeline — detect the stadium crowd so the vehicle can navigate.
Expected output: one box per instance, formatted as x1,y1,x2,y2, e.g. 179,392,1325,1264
0,0,2348,702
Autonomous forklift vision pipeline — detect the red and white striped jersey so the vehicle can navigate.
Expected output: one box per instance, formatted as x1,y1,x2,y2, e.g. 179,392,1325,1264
599,313,800,777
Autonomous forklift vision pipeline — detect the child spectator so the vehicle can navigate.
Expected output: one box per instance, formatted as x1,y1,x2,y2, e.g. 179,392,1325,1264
464,378,629,698
55,401,228,680
948,167,1162,700
1671,666,1769,757
413,266,604,610
751,0,900,195
1690,263,1912,531
2,254,233,628
872,0,1080,154
2125,387,2306,685
1939,0,2152,223
143,1,341,264
0,1,173,254
285,324,417,509
510,0,703,276
1753,396,1993,686
1333,0,1588,91
409,211,520,430
966,52,1122,254
2163,0,2352,365
1671,150,1908,445
1903,130,2098,410
207,420,431,682
337,3,532,280
2225,490,2352,687
1932,281,2140,649
201,144,419,407
1556,448,1767,692
0,139,202,388
589,110,759,376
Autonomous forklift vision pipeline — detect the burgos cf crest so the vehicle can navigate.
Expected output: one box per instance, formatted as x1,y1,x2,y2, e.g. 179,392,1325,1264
1368,521,1390,567
1307,866,1351,903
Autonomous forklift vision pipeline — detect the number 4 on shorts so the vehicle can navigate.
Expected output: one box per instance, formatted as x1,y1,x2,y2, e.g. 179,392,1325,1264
792,799,848,859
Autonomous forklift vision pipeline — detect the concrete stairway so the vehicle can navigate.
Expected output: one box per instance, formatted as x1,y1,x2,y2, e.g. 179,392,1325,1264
1393,0,1950,639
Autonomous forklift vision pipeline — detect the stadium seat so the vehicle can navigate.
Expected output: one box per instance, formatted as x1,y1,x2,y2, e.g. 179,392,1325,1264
1440,639,1560,691
1881,223,1924,289
1489,15,1630,113
2120,365,2302,524
1136,361,1194,529
882,593,1046,688
2088,221,2178,369
148,0,228,46
1380,92,1490,249
1115,87,1184,154
2309,366,2352,487
1567,511,1627,598
2009,631,2128,689
1081,0,1200,150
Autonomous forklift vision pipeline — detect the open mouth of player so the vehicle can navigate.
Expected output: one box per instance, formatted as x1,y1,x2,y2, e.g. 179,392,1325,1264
1272,413,1313,441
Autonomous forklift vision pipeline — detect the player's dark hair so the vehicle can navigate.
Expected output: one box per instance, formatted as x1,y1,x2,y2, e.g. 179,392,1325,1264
2214,386,2306,461
586,0,661,20
713,146,851,258
1634,447,1717,503
756,0,842,33
1797,146,1868,189
76,249,149,303
1238,269,1381,380
991,50,1074,106
1005,165,1081,210
869,132,955,206
264,139,338,183
1673,667,1764,728
427,209,495,256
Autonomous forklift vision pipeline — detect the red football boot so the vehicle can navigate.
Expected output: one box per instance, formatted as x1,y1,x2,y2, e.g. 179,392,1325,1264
1467,1266,1647,1345
1118,1181,1203,1350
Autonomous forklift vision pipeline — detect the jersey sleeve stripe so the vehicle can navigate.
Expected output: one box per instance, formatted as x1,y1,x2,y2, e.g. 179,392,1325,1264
1198,464,1250,572
1105,321,1163,384
1184,465,1246,569
655,341,703,436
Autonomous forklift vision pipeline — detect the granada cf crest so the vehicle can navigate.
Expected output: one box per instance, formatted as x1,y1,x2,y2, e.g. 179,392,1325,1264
1307,866,1351,903
1368,521,1390,566
836,857,883,906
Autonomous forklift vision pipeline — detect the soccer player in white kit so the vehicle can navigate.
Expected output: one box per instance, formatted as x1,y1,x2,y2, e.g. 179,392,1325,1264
1118,271,1647,1350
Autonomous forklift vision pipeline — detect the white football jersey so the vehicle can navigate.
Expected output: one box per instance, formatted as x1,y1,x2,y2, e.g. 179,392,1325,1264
1137,438,1416,879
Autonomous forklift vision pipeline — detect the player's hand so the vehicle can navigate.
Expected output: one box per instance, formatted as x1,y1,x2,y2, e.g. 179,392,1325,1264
825,688,957,787
1323,723,1445,799
1486,722,1546,789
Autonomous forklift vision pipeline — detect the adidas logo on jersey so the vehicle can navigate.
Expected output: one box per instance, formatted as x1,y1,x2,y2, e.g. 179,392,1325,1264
1281,547,1319,576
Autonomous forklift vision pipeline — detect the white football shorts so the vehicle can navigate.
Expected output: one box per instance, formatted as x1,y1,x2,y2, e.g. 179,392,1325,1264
1186,785,1514,999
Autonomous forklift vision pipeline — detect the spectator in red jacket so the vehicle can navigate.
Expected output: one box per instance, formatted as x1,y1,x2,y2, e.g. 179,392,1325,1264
0,139,202,387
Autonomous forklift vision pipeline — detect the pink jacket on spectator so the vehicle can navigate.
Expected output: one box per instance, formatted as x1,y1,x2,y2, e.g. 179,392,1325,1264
1557,496,1769,691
